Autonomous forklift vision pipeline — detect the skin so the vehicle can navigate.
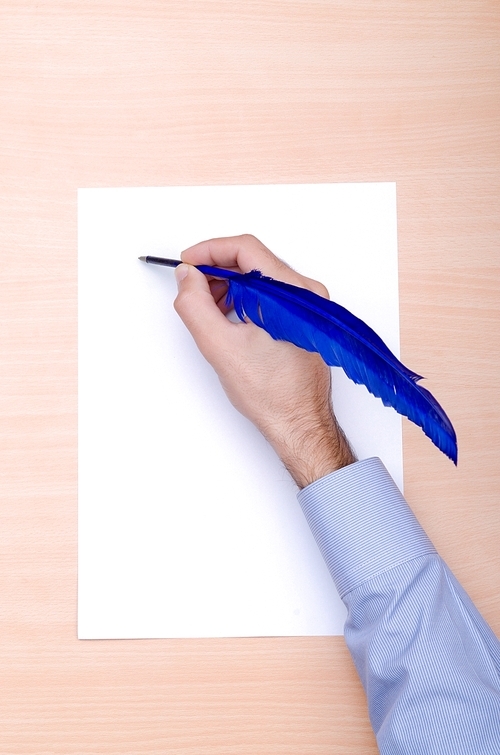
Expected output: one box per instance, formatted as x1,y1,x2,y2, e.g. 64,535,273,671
173,234,356,489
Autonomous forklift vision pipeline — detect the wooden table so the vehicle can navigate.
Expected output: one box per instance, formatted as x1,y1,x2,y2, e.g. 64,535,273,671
1,2,499,752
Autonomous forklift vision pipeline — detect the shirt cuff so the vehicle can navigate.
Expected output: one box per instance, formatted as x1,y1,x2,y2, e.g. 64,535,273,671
297,457,436,598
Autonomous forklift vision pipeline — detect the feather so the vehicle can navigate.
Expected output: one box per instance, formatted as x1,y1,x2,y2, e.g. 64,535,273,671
140,257,457,463
196,264,458,464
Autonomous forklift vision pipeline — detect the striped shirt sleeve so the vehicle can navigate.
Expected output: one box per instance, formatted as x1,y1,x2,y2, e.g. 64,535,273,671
297,457,500,754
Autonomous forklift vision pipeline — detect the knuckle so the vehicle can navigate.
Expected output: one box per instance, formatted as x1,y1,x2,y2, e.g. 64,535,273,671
173,295,183,315
173,289,192,316
313,281,330,299
302,277,329,299
240,233,264,251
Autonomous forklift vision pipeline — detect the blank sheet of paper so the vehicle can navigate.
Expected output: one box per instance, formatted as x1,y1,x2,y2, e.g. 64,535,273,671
78,183,402,639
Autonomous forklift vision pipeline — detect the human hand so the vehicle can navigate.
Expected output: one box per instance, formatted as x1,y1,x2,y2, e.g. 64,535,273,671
173,234,355,487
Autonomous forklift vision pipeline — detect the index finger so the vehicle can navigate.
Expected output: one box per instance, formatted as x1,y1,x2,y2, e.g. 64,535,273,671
180,234,329,297
181,234,292,278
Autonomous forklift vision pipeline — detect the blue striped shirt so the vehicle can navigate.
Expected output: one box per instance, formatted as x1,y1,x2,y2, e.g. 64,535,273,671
298,457,500,754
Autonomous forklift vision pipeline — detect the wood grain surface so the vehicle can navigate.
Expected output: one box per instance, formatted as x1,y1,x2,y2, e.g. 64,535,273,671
1,1,499,752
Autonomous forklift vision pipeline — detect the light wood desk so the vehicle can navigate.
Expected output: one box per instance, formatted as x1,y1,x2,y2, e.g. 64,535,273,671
1,2,498,752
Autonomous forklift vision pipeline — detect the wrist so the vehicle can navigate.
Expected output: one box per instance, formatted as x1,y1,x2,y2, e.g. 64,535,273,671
266,415,356,489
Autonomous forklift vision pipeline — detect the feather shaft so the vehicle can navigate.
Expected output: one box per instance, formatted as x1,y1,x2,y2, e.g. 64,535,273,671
140,256,457,464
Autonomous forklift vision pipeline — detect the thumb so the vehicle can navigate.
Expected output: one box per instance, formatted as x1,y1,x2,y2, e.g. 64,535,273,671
174,261,190,288
173,263,232,362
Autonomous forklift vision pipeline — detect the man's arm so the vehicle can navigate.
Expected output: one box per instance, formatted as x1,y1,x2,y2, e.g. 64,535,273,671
174,234,500,753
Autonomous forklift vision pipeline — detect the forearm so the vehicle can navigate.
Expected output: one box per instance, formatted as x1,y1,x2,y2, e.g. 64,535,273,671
298,458,500,754
345,554,500,754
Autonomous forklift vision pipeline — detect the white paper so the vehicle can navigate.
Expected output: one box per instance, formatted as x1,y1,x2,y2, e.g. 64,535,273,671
78,183,402,639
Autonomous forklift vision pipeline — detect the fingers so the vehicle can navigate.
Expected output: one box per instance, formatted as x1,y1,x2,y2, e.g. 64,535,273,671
181,234,277,274
173,264,233,363
181,234,329,299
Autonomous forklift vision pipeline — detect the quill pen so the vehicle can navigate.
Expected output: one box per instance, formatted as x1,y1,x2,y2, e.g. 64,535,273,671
140,255,457,464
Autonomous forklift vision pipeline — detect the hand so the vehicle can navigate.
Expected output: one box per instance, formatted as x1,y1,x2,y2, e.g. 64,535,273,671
173,234,355,488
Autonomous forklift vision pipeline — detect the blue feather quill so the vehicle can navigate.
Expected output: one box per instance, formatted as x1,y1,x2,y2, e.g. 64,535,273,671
142,257,458,464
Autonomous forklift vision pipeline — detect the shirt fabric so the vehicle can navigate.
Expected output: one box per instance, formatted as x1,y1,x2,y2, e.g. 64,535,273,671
297,457,500,754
